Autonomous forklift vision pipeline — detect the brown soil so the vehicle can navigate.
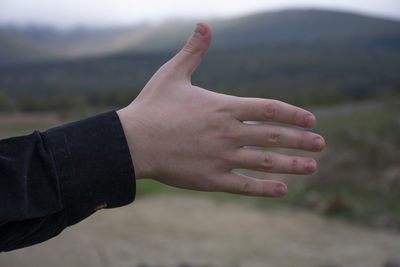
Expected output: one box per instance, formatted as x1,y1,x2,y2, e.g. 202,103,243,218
1,195,399,267
0,112,61,125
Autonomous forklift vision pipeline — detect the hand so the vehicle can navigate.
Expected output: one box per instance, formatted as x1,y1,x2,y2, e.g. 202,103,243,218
117,22,325,197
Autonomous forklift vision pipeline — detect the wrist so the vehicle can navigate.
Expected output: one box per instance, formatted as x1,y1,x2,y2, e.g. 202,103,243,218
117,106,150,179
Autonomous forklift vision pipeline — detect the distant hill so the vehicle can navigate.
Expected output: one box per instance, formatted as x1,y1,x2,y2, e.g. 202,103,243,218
131,9,400,51
0,9,399,101
0,28,57,65
2,9,400,64
0,24,157,65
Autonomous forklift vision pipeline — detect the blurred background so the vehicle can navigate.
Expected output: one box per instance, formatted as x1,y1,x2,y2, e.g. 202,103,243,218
0,0,400,266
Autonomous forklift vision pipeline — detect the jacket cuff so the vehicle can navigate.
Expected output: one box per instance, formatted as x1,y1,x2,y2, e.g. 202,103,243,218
44,110,135,226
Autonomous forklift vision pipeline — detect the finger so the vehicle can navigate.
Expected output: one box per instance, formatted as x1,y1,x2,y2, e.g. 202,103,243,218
215,172,287,197
168,22,212,80
238,124,325,152
231,98,316,128
231,148,317,174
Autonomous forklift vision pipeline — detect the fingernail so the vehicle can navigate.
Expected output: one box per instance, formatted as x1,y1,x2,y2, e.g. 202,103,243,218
313,138,324,151
305,161,316,173
194,24,206,37
304,114,315,128
274,185,286,196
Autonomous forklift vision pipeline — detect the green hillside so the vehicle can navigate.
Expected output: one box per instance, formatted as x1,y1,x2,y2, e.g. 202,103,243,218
0,24,156,65
0,9,399,106
130,9,400,51
2,9,400,63
0,29,57,65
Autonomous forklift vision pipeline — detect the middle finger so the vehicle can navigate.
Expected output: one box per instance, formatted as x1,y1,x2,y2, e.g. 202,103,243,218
237,124,325,152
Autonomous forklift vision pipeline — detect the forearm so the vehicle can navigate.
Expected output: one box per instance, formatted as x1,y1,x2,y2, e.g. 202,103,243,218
0,111,136,251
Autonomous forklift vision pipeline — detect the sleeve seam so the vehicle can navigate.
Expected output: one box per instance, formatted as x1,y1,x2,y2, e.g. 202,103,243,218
41,130,70,219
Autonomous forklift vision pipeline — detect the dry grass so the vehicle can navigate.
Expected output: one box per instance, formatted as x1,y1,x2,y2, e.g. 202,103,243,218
2,195,400,267
0,112,69,139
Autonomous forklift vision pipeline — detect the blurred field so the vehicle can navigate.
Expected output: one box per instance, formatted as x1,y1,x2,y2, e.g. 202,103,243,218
134,99,400,229
0,99,399,229
0,112,61,138
1,6,400,266
0,107,109,138
1,194,400,267
1,99,399,266
0,99,400,229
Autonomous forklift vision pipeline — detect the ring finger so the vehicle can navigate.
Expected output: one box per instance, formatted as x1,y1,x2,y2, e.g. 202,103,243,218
231,148,317,174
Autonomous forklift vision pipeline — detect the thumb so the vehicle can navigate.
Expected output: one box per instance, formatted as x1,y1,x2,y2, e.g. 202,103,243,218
169,22,212,80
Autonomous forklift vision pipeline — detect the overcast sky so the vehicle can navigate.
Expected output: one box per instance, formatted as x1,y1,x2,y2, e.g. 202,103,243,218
0,0,399,29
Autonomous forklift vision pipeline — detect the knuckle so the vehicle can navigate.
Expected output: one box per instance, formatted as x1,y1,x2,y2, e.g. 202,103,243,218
260,153,274,170
291,107,302,123
219,150,236,165
239,182,252,195
297,131,307,149
291,158,299,173
263,100,278,120
219,127,238,141
182,40,201,55
218,121,242,142
157,61,177,78
214,97,236,116
268,129,282,145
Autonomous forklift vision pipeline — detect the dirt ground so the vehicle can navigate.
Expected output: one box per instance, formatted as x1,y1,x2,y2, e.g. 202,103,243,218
1,194,399,267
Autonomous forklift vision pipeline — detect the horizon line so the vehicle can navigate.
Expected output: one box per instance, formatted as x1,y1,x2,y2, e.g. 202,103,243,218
0,6,399,31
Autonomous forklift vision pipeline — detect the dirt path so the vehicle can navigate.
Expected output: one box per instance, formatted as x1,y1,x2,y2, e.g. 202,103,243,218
1,195,399,267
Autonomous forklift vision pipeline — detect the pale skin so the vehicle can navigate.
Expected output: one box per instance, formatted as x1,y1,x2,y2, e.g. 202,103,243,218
117,22,326,198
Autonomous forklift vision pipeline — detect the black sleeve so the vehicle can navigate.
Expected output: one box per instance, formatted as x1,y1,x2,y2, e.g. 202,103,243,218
0,110,136,252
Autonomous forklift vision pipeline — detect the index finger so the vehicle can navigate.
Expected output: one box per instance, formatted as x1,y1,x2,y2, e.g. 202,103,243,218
230,97,316,128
